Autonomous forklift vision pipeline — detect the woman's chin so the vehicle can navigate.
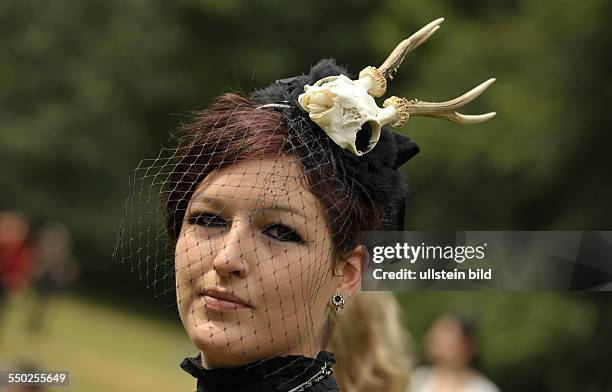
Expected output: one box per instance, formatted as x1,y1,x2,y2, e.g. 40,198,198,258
188,322,304,368
193,336,270,369
199,349,264,369
188,322,261,364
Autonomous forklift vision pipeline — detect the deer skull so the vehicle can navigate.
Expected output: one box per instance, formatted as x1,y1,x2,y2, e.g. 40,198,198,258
298,74,399,155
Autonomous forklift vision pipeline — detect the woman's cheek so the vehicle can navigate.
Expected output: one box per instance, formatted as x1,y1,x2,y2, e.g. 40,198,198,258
175,231,212,316
175,236,190,302
177,229,215,273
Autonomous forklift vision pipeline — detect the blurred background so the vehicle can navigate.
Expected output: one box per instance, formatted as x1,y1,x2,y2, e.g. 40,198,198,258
1,0,611,391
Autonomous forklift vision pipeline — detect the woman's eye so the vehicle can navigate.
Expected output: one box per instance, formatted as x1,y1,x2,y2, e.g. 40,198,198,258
188,213,228,228
263,224,304,243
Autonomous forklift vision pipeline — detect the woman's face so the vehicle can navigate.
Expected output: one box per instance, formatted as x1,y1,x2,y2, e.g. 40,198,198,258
426,316,473,368
175,156,337,368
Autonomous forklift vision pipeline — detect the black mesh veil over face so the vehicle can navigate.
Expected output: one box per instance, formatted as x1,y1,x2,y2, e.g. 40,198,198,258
113,59,418,389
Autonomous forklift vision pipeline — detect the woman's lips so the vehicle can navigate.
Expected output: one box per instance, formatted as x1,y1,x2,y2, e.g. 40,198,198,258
202,289,250,312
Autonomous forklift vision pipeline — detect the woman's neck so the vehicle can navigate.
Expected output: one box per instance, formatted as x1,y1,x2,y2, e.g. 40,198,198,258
199,342,318,369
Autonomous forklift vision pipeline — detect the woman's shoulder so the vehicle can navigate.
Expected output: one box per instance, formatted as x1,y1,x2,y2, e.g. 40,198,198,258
467,372,501,392
409,366,433,391
409,367,500,392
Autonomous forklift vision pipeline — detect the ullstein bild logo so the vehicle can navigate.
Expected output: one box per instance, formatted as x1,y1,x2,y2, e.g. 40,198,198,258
371,266,493,281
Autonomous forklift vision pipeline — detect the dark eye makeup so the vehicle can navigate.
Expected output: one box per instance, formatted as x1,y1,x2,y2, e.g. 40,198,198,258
187,211,306,244
262,224,305,244
187,212,229,228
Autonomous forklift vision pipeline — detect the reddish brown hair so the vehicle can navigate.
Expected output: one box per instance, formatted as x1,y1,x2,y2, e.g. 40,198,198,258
164,93,382,260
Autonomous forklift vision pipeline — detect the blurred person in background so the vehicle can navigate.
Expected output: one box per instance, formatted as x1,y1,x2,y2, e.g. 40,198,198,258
26,221,79,335
0,212,34,293
411,313,499,392
329,292,412,392
0,211,34,340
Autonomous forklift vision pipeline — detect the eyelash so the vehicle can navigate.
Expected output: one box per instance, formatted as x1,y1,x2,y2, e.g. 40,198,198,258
262,224,304,244
187,213,228,227
187,213,305,244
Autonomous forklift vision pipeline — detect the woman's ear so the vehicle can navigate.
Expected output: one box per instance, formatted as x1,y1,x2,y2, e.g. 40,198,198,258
334,245,368,296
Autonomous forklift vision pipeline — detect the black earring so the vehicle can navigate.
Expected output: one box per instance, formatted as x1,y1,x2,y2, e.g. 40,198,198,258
331,292,345,311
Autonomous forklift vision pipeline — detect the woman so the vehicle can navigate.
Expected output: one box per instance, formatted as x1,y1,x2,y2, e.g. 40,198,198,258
170,94,366,391
411,313,500,392
115,18,494,392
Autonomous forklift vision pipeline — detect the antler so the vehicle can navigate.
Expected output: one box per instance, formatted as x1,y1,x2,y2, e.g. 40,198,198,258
382,78,497,125
356,18,496,126
378,17,445,81
358,18,444,97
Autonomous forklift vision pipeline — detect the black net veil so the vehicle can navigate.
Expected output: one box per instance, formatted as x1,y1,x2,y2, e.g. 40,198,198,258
113,59,419,388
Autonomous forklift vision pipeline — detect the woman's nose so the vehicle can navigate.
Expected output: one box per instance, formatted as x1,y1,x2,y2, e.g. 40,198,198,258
211,219,253,279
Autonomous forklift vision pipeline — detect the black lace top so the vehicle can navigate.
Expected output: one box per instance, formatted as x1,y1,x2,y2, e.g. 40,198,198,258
180,351,339,392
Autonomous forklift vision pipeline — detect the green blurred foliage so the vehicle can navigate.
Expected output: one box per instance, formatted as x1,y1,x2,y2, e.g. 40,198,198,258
1,0,611,390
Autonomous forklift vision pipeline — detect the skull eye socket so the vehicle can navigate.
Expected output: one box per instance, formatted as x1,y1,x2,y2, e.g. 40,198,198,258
355,121,374,153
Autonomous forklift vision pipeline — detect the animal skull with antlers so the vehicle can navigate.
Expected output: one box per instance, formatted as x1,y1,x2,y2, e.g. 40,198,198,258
298,18,496,156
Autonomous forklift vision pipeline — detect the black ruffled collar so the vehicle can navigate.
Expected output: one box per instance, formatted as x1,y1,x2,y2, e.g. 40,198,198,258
180,351,338,392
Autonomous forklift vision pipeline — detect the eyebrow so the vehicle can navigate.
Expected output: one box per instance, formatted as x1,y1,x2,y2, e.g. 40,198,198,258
190,194,308,219
189,195,226,211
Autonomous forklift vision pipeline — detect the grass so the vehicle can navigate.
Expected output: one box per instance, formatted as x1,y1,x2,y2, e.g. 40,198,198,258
0,293,196,392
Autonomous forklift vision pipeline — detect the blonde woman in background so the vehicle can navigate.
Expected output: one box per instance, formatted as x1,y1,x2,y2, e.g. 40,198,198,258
411,313,500,392
329,291,413,392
